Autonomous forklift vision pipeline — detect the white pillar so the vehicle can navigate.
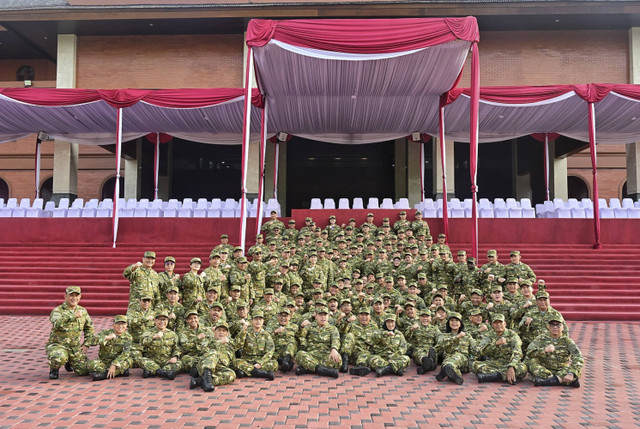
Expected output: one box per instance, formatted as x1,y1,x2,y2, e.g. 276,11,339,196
432,137,455,199
52,34,79,203
407,139,423,206
627,28,640,199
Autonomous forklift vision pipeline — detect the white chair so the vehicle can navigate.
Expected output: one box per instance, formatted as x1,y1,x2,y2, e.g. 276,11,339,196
395,198,410,209
628,208,640,218
32,198,44,209
449,198,462,209
635,201,640,208
310,198,323,209
44,201,56,211
556,207,572,218
150,199,164,209
125,198,137,209
58,198,70,209
0,208,13,217
6,198,18,209
423,208,437,218
505,198,518,209
622,198,635,209
221,208,236,218
338,198,350,209
520,198,532,210
85,199,99,209
72,198,85,209
553,198,564,209
609,198,622,209
584,207,594,218
543,201,555,213
600,207,614,218
11,207,26,217
380,198,394,209
566,198,579,209
450,208,465,218
38,210,52,218
210,199,222,210
581,198,593,209
193,208,206,218
367,197,379,209
494,198,506,209
436,199,443,209
137,198,150,209
614,208,628,218
479,198,492,209
523,208,536,218
134,208,148,217
197,198,209,209
323,198,336,210
423,199,436,209
479,208,494,218
464,207,474,218
19,198,31,208
167,199,180,210
66,208,81,217
463,199,473,210
223,198,237,211
0,198,4,208
266,199,281,215
99,199,113,209
182,198,194,210
236,206,248,218
508,208,523,218
119,208,135,217
146,208,161,217
535,204,547,218
178,207,193,218
96,208,112,217
598,198,608,209
207,208,221,218
494,207,509,218
81,208,96,217
352,198,364,210
162,208,177,217
571,208,587,219
52,208,67,218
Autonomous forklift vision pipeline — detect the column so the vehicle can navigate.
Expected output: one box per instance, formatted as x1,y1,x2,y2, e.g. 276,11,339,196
394,138,407,200
51,34,78,204
627,28,640,199
549,140,568,199
123,140,140,199
243,32,260,202
407,139,423,206
432,137,455,199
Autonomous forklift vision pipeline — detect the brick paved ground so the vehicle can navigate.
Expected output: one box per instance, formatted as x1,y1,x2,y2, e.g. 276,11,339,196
1,316,638,428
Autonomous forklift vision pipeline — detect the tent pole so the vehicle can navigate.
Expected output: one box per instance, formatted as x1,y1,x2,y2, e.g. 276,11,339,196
154,133,160,201
544,134,550,201
419,139,425,202
439,106,449,241
239,47,255,252
255,102,268,236
34,138,42,200
273,140,280,201
469,42,480,259
588,102,602,249
112,108,123,248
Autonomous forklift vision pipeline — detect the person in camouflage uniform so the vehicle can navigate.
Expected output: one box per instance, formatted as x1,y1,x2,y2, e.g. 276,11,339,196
248,250,267,300
178,310,213,375
472,314,527,385
230,256,253,304
202,252,228,301
411,210,430,236
181,257,206,310
233,311,277,380
365,314,410,377
453,257,482,300
480,249,506,286
266,308,299,372
126,295,156,366
212,233,234,255
486,286,514,328
193,322,243,392
504,250,536,283
248,234,268,256
252,288,279,324
458,289,487,323
283,220,299,243
465,307,490,341
261,210,286,239
518,290,568,352
88,315,132,381
46,286,95,379
347,307,381,377
203,302,226,328
405,308,439,374
526,315,583,387
123,251,161,309
295,305,342,378
335,299,358,372
434,312,476,385
158,256,181,299
156,286,185,332
139,310,182,379
393,211,411,234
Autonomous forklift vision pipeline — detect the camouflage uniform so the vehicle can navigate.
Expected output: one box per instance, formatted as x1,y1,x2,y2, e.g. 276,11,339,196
248,259,268,300
139,326,182,373
158,271,181,299
229,263,252,303
46,302,94,375
178,323,214,372
405,323,440,366
123,265,161,309
197,330,244,386
367,325,410,372
435,330,476,379
156,301,185,332
266,318,299,361
233,326,278,375
181,271,206,310
202,264,228,300
88,328,133,376
504,262,536,283
526,332,584,383
296,322,342,370
518,306,568,350
472,327,527,381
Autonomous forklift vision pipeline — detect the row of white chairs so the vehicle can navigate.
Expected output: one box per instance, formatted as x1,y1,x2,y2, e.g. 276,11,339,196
310,197,411,210
539,207,640,219
416,197,534,212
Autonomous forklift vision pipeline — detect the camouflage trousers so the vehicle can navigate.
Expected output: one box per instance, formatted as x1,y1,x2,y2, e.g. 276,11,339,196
471,360,527,380
130,344,143,368
526,358,581,381
412,346,437,366
181,354,202,373
274,342,298,360
295,350,341,371
46,344,89,375
234,357,278,375
88,358,132,376
367,352,411,372
197,353,236,386
354,350,374,367
339,333,355,357
138,357,182,373
440,352,470,378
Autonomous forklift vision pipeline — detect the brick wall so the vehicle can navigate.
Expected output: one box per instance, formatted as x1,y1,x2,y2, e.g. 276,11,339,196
0,59,56,82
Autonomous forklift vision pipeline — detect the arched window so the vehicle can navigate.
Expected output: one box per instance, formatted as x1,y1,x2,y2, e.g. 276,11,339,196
0,178,8,200
568,175,589,200
16,65,35,81
102,177,124,200
40,177,53,202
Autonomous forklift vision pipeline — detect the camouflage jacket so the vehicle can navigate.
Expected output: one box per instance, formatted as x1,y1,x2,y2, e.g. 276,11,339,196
141,328,181,362
526,332,584,375
477,329,523,367
47,303,94,348
90,329,132,368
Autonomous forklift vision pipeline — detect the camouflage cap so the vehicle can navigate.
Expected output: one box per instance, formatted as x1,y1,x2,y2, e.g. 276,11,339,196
185,310,199,319
155,310,170,319
404,301,416,308
469,308,484,316
438,233,446,238
506,276,519,284
329,214,336,219
256,233,264,238
397,275,406,280
221,234,229,238
209,252,220,259
288,219,296,224
536,291,550,299
305,217,313,221
263,288,275,295
384,314,397,322
279,308,291,315
234,246,243,252
214,321,229,330
252,310,265,319
457,250,467,256
190,257,202,264
114,315,127,323
167,285,180,294
418,309,433,317
139,293,153,300
417,273,427,279
487,249,497,257
340,299,352,306
327,296,338,302
373,296,384,304
384,276,394,282
437,284,449,290
236,301,249,308
144,251,156,259
491,313,506,323
358,307,371,315
447,311,463,321
230,285,242,292
164,256,176,263
66,286,81,295
236,257,248,263
367,213,374,217
470,288,484,296
491,285,503,293
315,305,329,314
520,280,533,287
399,211,407,215
467,257,477,263
431,293,444,300
415,210,422,215
510,250,521,256
210,302,224,310
548,314,565,324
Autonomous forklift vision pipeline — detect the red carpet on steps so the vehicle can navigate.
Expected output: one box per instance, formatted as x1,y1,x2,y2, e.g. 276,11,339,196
1,215,639,321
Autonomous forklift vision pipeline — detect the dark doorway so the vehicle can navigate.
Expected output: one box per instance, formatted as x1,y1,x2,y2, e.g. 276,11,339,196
568,175,590,200
40,177,53,202
102,177,124,200
453,140,513,200
287,137,395,212
0,177,8,200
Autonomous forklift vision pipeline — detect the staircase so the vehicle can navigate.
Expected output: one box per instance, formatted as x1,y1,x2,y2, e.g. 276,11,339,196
3,242,639,321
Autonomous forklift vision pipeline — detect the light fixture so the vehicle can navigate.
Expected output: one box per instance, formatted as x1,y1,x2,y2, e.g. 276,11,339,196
277,132,288,141
411,132,421,141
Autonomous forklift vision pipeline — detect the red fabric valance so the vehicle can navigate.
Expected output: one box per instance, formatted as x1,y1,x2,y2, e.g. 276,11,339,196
246,17,479,53
441,85,575,107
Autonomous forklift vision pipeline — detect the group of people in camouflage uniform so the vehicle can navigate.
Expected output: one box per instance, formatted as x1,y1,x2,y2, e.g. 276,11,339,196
46,210,583,391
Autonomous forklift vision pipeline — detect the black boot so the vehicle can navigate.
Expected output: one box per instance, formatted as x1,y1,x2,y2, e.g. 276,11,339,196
251,368,275,380
64,362,73,372
156,369,177,380
375,365,393,377
426,347,437,370
316,365,339,378
395,368,404,376
434,367,446,382
201,370,215,392
349,366,371,377
340,354,349,373
49,368,59,380
281,355,293,373
142,369,152,378
477,372,502,383
189,377,202,389
534,376,560,387
91,371,108,381
569,378,580,388
189,367,199,378
444,365,463,385
122,369,130,377
235,369,246,378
